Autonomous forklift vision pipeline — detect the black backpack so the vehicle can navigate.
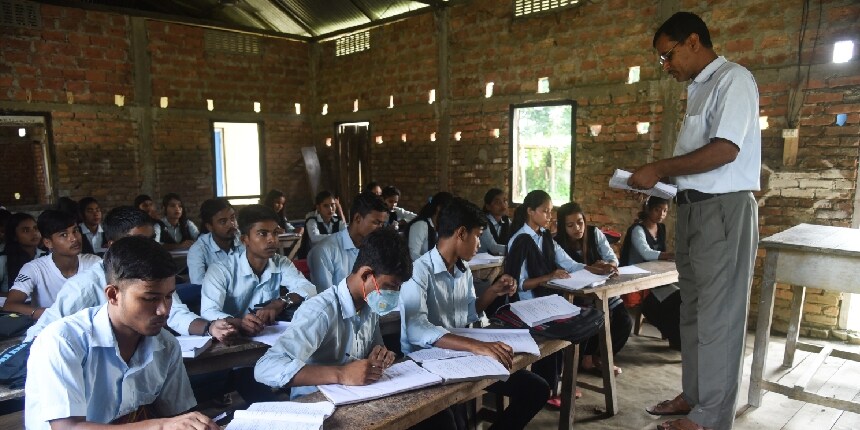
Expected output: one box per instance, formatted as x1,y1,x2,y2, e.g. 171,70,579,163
0,341,31,389
491,305,604,344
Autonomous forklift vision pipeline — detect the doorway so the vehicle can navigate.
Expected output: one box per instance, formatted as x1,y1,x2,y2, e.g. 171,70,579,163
334,122,371,210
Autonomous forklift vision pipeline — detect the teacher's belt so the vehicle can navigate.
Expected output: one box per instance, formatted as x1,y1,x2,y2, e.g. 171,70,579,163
675,189,723,205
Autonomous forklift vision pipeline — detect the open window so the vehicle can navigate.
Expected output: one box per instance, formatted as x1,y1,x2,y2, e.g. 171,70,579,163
212,122,263,205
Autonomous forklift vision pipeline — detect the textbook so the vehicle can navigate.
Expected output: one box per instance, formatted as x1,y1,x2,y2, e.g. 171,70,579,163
509,295,581,327
449,328,540,356
176,335,212,358
609,169,677,200
226,400,335,430
547,270,610,291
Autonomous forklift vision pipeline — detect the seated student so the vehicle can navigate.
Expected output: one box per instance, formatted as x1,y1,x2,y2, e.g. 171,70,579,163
134,193,167,242
308,192,388,293
78,196,105,255
262,189,303,234
362,181,383,196
406,191,454,261
3,210,101,318
255,228,410,399
401,197,550,430
381,185,416,230
0,213,44,292
619,197,680,349
479,188,511,255
24,206,236,343
554,202,630,376
201,204,316,336
25,236,218,430
296,191,347,258
160,193,199,250
187,198,243,285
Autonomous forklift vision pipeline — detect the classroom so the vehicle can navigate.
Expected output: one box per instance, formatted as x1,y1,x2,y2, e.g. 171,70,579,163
1,0,859,429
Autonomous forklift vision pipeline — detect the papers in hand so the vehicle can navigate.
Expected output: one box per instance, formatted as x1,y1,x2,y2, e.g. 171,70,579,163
176,335,213,358
449,328,540,356
609,169,677,199
509,295,581,327
547,270,609,291
618,265,650,275
318,361,442,405
467,252,503,267
226,401,335,430
250,321,290,346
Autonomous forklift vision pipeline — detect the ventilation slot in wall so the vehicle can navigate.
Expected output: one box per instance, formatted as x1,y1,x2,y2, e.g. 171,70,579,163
514,0,580,18
0,0,41,28
204,30,261,55
336,31,370,57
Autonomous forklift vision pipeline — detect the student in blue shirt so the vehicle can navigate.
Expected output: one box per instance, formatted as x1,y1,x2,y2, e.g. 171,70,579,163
25,236,217,430
308,192,388,293
381,185,416,230
187,198,243,284
134,194,166,243
77,196,105,255
255,228,410,398
406,191,453,261
201,204,316,336
401,197,549,430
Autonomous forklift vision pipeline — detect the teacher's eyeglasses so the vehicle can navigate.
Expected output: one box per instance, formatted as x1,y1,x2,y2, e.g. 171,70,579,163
659,41,681,66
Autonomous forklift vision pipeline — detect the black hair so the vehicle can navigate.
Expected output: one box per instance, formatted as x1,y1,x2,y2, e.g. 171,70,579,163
238,204,279,235
37,209,78,240
362,182,381,194
554,202,585,251
104,236,176,284
510,190,551,234
0,209,11,235
437,197,488,238
381,186,401,199
351,227,412,282
56,197,81,223
103,206,153,243
408,192,454,229
350,192,388,221
314,190,334,206
78,197,99,221
199,198,233,234
161,193,191,239
637,197,670,221
483,188,505,212
133,194,152,209
262,189,286,217
4,213,39,283
653,11,713,49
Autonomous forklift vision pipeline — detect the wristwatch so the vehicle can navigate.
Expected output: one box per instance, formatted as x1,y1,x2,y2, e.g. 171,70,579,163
203,320,213,337
276,295,293,309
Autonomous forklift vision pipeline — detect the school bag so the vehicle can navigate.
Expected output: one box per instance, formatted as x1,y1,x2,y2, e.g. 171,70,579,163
0,341,31,389
491,304,604,344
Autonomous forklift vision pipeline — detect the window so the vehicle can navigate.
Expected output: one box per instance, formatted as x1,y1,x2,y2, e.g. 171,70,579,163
212,122,262,205
335,31,370,56
0,114,54,207
510,102,576,204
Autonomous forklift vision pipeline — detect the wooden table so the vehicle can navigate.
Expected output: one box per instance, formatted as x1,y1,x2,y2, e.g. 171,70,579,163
468,260,504,283
748,223,860,413
169,249,189,274
297,337,577,430
0,337,25,402
277,234,302,259
183,337,269,376
544,260,679,416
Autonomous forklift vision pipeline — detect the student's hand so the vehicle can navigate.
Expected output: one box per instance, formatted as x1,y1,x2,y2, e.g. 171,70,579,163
628,163,661,190
208,319,237,341
254,302,284,325
159,411,219,430
586,262,617,276
339,358,386,385
367,344,396,369
545,269,570,282
469,340,514,369
659,251,675,261
295,227,305,235
489,274,517,297
239,313,265,336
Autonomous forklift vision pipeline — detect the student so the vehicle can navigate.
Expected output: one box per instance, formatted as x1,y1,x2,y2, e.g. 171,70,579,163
201,204,316,336
187,198,243,284
78,196,105,254
619,197,680,349
134,194,167,243
479,188,511,255
381,185,416,230
401,197,550,430
160,193,199,249
3,210,101,317
406,191,454,261
308,192,388,293
297,191,347,258
362,181,382,196
56,197,81,224
554,202,629,376
25,236,217,430
0,213,44,292
255,228,410,399
24,206,236,343
262,189,303,234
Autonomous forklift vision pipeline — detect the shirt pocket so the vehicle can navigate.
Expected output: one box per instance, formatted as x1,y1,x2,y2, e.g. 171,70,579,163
675,114,709,155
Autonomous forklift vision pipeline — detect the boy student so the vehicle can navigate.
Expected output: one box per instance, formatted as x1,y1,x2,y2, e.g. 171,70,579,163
308,192,388,293
187,198,243,284
400,197,550,430
24,206,236,343
201,204,316,336
3,210,101,318
78,196,105,254
25,236,218,430
255,228,410,398
381,185,416,230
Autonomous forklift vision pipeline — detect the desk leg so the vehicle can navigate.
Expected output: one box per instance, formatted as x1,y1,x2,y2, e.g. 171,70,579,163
783,285,806,368
748,250,779,408
596,295,618,416
559,343,579,430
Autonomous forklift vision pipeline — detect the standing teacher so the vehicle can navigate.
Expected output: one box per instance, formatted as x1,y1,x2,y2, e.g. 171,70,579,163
628,11,760,430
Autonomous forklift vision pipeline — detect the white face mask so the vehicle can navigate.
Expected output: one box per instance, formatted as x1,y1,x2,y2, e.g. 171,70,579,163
363,275,399,316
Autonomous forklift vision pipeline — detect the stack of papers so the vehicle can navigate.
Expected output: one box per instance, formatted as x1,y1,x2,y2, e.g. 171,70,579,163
609,169,677,199
176,335,213,358
449,328,540,356
226,401,335,430
509,295,581,327
467,253,504,267
618,265,650,275
548,270,610,291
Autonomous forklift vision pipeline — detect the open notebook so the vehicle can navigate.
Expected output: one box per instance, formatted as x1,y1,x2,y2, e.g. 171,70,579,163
509,294,581,327
226,401,335,430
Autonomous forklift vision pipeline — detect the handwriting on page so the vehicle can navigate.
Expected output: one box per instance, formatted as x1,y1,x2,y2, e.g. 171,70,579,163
449,328,540,355
421,355,510,382
509,295,580,327
408,347,475,363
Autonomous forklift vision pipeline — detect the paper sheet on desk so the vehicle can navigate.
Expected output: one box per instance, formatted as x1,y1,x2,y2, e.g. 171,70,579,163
420,355,510,383
467,252,503,267
609,169,677,200
318,360,443,405
618,265,650,275
227,400,335,430
449,328,540,356
176,335,213,358
509,295,581,327
250,321,290,346
547,270,610,291
407,347,475,363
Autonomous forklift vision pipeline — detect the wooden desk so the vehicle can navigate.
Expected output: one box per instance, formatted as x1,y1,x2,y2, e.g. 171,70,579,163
748,223,860,413
468,260,503,283
544,260,679,416
183,337,269,376
0,337,24,402
169,249,189,274
296,337,577,430
277,234,302,259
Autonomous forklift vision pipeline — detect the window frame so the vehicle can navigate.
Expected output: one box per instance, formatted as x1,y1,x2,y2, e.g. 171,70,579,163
209,120,266,204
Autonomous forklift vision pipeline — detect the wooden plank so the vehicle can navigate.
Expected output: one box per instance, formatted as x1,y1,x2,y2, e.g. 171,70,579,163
783,135,799,166
595,294,618,416
558,344,579,430
796,342,860,362
774,251,860,293
832,391,860,430
792,346,832,392
783,285,807,368
748,250,779,407
760,224,860,256
780,359,860,428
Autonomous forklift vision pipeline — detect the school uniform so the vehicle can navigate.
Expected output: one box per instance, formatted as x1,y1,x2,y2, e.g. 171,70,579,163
25,305,196,430
11,253,101,308
407,218,436,261
386,206,417,228
506,225,584,301
24,261,202,342
200,250,316,321
186,232,244,284
79,222,106,252
478,214,510,255
400,247,550,430
160,217,200,244
304,211,346,245
0,249,47,293
254,278,381,399
307,229,358,293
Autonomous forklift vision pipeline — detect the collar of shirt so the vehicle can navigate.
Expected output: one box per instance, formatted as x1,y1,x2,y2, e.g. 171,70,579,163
428,247,466,278
79,222,103,235
486,214,500,228
204,232,241,255
338,229,358,252
693,56,727,84
237,249,279,282
90,304,164,369
334,278,359,320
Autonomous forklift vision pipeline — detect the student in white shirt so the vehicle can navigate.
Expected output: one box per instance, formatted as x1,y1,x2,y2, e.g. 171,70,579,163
187,198,243,284
160,193,199,250
381,185,416,230
0,213,43,292
3,210,100,317
406,191,454,261
25,236,217,430
296,191,347,258
77,196,105,254
478,188,511,256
